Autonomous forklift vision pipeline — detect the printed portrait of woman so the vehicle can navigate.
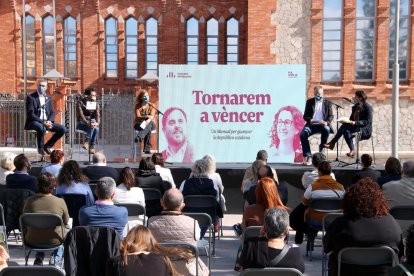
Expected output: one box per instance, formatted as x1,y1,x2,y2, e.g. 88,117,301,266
269,105,304,163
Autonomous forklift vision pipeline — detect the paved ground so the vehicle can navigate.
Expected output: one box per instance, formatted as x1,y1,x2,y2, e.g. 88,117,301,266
7,213,323,275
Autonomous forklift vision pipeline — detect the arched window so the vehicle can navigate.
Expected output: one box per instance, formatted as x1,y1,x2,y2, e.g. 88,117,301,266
125,17,138,78
186,17,199,64
355,0,375,81
322,0,342,82
207,18,218,64
105,17,118,78
388,0,410,80
24,15,35,77
226,17,239,64
146,17,158,74
43,15,55,74
63,16,77,78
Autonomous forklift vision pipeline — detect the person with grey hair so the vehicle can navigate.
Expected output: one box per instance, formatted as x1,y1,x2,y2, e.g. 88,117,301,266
79,177,128,237
383,160,414,208
238,208,304,273
179,159,223,238
83,152,119,181
203,154,227,211
0,152,16,185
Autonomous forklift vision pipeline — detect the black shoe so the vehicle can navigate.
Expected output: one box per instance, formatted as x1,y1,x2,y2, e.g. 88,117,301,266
43,146,52,155
295,232,304,244
134,135,142,143
144,151,151,154
232,223,243,237
34,257,43,266
37,148,45,155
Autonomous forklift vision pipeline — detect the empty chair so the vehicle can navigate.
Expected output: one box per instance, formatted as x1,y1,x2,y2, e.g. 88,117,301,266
239,267,304,276
56,193,87,227
0,266,65,276
19,213,65,266
337,246,397,276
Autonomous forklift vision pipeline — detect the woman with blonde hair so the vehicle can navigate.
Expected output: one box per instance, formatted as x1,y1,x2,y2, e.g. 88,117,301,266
106,225,192,276
0,152,16,185
242,177,287,227
203,154,226,211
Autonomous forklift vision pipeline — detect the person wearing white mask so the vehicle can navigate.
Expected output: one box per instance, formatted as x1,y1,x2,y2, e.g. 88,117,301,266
24,79,67,155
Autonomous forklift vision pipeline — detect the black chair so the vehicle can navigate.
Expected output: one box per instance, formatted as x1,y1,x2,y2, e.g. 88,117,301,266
306,197,342,261
322,212,343,276
160,242,199,276
19,213,65,266
390,205,414,236
162,180,172,191
0,204,8,251
242,226,262,242
0,266,65,276
115,202,146,226
142,188,162,218
239,268,304,276
339,131,375,168
184,195,219,255
56,193,87,227
184,212,212,271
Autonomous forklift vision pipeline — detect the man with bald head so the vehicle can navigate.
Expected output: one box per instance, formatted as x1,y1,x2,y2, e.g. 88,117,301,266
83,152,119,181
148,188,200,244
383,160,414,208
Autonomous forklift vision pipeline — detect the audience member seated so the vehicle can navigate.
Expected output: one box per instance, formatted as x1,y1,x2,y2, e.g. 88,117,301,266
41,149,64,177
241,159,265,194
180,159,223,237
378,156,402,188
148,188,208,276
290,161,344,244
79,177,128,237
6,154,37,192
136,157,165,195
152,153,176,188
352,154,380,184
383,160,414,208
114,167,146,234
203,154,227,211
0,152,16,185
55,160,94,206
106,225,193,276
242,177,288,228
244,165,288,206
83,152,119,181
0,245,9,271
238,207,305,273
23,173,69,268
323,178,402,276
301,152,336,189
388,224,414,275
243,150,279,184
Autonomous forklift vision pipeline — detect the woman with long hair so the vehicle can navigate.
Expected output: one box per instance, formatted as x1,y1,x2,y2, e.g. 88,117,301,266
242,177,287,227
134,90,156,154
106,226,193,276
378,156,402,187
55,160,94,206
323,178,402,276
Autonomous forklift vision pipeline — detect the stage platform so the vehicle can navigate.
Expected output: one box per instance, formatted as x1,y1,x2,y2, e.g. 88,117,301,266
29,161,385,213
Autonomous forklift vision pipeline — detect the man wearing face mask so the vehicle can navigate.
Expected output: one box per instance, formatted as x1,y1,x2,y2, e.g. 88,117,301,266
25,79,67,155
300,85,334,166
134,90,156,154
77,87,100,154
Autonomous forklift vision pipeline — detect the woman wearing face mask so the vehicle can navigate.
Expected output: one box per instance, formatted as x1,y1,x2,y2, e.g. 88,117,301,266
134,90,156,154
76,87,100,154
324,90,372,158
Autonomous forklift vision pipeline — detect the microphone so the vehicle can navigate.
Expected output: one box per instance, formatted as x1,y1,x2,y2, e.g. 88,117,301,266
342,97,353,103
53,90,62,95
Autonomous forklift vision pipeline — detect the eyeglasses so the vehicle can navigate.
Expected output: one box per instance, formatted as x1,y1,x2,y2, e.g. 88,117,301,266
277,119,293,127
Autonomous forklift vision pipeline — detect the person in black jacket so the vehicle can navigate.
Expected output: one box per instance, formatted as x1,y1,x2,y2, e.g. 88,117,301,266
300,85,334,165
5,154,37,192
83,152,119,182
325,90,373,158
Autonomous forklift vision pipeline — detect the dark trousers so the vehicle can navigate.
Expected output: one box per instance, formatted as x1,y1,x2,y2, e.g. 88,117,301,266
26,121,66,149
134,121,156,152
300,124,331,157
330,124,358,151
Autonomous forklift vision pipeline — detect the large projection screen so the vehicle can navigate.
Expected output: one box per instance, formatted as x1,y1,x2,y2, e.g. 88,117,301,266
159,64,306,163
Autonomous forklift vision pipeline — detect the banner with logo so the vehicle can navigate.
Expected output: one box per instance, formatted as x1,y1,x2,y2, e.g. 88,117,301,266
158,64,306,163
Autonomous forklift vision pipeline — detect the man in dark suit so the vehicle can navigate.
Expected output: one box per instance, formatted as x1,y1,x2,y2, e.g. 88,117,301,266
83,152,119,182
6,154,37,192
300,86,334,165
25,79,67,155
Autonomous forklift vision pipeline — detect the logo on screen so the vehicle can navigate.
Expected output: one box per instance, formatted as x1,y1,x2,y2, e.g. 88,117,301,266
288,71,298,78
166,72,176,78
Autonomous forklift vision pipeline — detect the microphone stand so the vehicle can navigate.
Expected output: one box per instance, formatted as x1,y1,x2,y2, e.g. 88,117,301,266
32,92,59,166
